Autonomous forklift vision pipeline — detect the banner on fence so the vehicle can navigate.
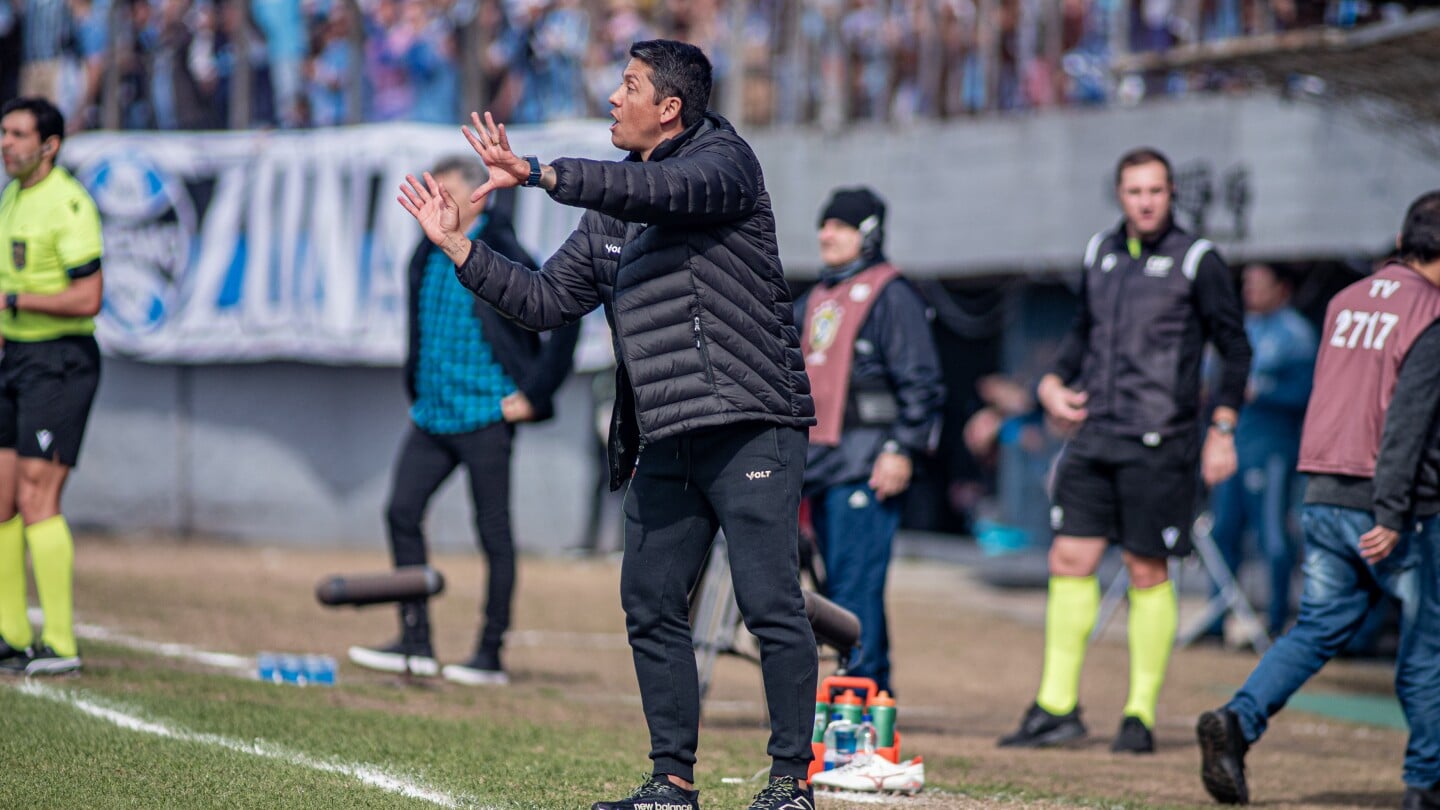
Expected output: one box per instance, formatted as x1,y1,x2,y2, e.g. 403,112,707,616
61,122,617,366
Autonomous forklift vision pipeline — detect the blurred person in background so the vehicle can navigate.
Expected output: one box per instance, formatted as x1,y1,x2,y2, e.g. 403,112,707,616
306,0,359,127
398,0,458,125
251,0,307,127
0,1,20,103
795,186,944,695
1203,262,1316,644
348,156,580,685
1197,191,1440,809
19,0,71,102
363,0,416,121
400,39,821,810
0,98,104,676
999,146,1251,754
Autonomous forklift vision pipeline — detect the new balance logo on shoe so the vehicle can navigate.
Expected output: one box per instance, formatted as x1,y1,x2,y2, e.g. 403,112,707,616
628,804,691,810
746,470,772,480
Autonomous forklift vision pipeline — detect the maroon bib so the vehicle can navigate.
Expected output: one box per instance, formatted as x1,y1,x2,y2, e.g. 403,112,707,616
802,263,902,447
1299,262,1440,478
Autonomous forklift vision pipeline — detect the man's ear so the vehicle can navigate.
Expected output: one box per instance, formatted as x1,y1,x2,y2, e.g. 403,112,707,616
660,97,683,127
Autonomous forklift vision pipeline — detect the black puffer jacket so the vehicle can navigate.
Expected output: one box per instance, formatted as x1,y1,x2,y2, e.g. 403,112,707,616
1051,220,1251,441
456,112,815,488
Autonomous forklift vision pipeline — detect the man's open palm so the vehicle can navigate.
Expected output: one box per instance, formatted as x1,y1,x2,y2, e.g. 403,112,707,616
398,172,461,247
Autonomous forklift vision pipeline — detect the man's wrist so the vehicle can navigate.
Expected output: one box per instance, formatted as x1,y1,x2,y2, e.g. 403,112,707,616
538,164,557,192
441,234,472,266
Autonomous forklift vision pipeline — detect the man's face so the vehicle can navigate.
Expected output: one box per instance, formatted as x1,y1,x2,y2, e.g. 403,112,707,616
1116,160,1171,239
818,218,863,267
608,59,672,157
1,110,53,183
435,169,480,219
1242,264,1289,314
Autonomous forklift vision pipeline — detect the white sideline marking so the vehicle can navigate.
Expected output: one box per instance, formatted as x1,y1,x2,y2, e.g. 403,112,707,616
27,608,253,673
15,682,486,809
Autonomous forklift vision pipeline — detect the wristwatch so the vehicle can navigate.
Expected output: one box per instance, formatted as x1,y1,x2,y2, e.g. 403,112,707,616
1211,418,1236,436
881,439,908,457
3,293,15,312
521,155,542,187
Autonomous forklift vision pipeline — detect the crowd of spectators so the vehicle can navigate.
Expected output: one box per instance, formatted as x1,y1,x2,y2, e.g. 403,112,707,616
0,0,1423,133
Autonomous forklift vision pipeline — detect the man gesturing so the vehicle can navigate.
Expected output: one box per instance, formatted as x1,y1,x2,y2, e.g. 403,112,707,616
400,40,820,810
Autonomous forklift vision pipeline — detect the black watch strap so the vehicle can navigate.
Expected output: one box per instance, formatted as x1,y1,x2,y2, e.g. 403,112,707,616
522,155,542,187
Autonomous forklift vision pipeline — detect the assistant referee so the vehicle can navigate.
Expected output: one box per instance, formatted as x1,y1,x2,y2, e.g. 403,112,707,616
0,97,104,676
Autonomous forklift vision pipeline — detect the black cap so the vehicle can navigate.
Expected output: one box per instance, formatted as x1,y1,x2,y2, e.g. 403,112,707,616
818,187,886,233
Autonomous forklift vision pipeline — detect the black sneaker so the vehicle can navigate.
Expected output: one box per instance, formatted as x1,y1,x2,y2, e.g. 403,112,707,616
1197,708,1250,805
1111,715,1155,753
442,648,508,686
0,641,34,674
591,776,699,810
747,776,813,810
997,703,1087,748
24,644,81,675
1403,782,1440,810
347,638,438,676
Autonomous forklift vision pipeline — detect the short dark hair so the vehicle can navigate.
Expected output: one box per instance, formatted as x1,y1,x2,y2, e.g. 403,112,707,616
629,39,712,129
431,155,486,188
1,96,65,151
1114,147,1172,187
1399,190,1440,265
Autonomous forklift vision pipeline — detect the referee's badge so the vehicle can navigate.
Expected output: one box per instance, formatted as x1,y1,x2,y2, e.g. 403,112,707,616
10,239,25,270
806,300,843,365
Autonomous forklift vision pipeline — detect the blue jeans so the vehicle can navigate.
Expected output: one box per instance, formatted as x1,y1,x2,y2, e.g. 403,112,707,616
1227,505,1440,788
811,482,901,693
1209,450,1299,636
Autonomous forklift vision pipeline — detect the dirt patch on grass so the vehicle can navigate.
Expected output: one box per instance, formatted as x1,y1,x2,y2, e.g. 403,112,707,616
72,535,1406,809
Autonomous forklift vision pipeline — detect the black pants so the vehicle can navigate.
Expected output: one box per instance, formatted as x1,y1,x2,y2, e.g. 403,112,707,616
621,422,817,782
386,421,515,653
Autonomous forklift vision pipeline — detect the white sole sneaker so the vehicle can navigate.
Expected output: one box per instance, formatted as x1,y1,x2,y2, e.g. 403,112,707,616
347,646,438,677
812,755,925,794
25,656,81,676
441,664,509,686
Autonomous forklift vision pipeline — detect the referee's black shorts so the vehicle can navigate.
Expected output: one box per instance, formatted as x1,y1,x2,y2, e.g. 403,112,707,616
0,335,101,468
1049,426,1199,559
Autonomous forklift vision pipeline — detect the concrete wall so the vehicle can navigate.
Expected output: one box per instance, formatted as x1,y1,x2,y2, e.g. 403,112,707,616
68,359,605,553
755,94,1440,277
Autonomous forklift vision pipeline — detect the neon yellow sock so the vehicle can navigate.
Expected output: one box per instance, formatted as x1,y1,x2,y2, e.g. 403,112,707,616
1123,580,1178,728
1036,575,1100,716
27,516,76,658
0,515,32,649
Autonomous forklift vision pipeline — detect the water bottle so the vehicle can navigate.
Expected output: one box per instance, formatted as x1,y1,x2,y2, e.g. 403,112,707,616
870,690,897,748
833,689,864,724
812,691,830,744
303,654,337,686
822,712,859,770
279,654,304,685
256,652,282,684
856,713,877,757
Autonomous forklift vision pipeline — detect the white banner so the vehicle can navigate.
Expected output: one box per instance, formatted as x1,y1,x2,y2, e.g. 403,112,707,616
61,121,619,366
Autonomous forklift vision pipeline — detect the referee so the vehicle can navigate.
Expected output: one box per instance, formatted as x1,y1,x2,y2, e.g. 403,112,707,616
999,147,1252,753
0,97,104,676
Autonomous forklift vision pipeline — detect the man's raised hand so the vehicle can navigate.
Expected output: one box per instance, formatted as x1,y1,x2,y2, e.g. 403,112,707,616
397,172,461,247
463,111,530,202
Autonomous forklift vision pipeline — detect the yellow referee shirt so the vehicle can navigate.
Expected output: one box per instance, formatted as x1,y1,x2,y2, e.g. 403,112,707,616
0,166,104,341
